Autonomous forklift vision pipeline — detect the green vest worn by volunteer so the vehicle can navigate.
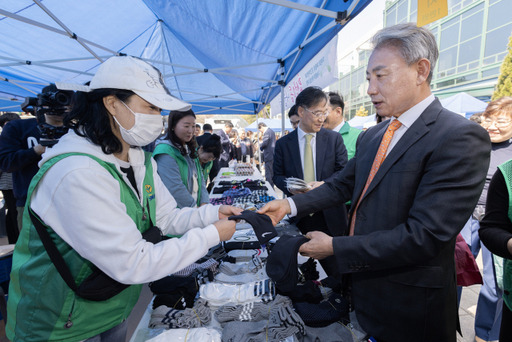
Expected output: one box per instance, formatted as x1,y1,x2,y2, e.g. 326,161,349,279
496,159,512,312
7,152,156,342
153,143,205,207
201,159,213,180
339,121,361,161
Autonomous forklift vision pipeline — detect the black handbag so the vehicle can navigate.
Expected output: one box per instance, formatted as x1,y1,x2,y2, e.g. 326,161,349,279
29,208,162,301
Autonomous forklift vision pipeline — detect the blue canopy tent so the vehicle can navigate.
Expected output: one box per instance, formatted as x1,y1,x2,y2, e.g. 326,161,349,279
439,92,488,118
0,0,372,116
245,118,293,132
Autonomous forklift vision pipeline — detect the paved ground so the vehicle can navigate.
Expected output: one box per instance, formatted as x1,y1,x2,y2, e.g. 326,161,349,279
459,283,481,342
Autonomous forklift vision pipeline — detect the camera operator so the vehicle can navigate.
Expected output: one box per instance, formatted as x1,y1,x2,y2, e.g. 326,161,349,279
0,84,70,229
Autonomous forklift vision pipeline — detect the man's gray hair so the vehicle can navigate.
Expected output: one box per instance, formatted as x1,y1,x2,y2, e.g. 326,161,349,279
371,23,439,83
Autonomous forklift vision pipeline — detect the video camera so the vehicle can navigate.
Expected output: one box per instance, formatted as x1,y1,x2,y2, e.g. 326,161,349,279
21,86,72,147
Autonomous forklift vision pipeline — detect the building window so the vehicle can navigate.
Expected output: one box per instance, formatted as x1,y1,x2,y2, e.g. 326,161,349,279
438,46,458,72
440,20,460,50
487,0,510,31
397,0,408,22
482,66,501,78
485,23,512,58
460,5,483,42
386,5,396,26
437,79,456,88
448,0,463,14
458,36,481,66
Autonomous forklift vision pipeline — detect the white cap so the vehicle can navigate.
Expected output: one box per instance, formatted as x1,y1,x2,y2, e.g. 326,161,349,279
56,56,191,111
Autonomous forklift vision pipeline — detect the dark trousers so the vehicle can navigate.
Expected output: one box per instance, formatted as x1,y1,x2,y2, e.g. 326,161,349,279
1,190,18,244
264,161,274,188
296,212,340,277
500,302,512,342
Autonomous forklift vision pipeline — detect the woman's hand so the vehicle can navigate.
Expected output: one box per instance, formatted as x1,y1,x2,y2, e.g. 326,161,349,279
218,205,243,219
214,218,237,241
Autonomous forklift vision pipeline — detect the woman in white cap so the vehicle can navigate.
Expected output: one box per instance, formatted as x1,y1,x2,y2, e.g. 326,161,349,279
6,56,241,342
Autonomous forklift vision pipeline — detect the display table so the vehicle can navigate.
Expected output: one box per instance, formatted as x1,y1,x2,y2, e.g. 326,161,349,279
209,166,277,198
129,166,305,342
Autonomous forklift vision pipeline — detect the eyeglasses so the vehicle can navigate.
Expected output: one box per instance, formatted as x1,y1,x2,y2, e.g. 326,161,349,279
302,106,329,118
481,118,512,128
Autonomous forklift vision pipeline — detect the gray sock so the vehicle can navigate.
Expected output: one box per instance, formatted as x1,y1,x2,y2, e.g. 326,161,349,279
215,294,291,324
219,295,305,341
149,298,211,329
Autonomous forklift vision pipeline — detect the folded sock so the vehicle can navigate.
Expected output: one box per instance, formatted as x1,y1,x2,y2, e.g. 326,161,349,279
200,279,275,306
149,298,211,329
229,210,278,245
214,268,268,284
215,294,291,324
266,234,309,293
218,257,262,276
223,241,262,251
280,280,328,303
227,249,268,262
300,321,366,342
172,258,219,277
146,327,221,342
220,295,305,342
152,292,196,310
293,292,349,327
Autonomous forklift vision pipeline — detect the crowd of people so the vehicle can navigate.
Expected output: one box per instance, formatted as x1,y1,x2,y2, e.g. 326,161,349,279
0,22,510,342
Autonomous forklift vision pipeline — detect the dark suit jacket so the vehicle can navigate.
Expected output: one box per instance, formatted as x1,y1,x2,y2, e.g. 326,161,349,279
273,128,348,235
216,129,232,168
259,128,276,162
292,99,491,341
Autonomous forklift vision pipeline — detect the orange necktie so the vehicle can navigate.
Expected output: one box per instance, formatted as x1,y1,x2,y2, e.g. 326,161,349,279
349,120,402,236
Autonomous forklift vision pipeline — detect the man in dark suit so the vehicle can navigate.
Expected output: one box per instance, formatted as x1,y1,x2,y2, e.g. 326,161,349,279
216,122,233,169
195,123,213,147
273,86,348,276
258,122,276,187
260,23,491,341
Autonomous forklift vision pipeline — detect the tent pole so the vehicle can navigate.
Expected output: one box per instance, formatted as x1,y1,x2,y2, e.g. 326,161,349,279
281,85,286,135
257,0,337,19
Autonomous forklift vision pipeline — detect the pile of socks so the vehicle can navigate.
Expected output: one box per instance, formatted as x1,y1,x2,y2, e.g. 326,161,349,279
149,269,214,309
149,298,211,329
200,279,275,306
222,187,252,198
218,295,306,342
215,258,268,284
146,327,221,342
209,197,233,205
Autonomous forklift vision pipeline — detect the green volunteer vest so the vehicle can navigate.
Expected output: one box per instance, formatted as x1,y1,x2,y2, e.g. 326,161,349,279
338,121,361,161
201,160,213,180
497,159,512,311
7,152,156,342
153,143,204,207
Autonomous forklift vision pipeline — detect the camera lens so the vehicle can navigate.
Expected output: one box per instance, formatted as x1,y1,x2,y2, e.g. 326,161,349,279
53,91,71,106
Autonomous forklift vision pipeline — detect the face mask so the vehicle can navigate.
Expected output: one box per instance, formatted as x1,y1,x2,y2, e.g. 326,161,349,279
113,101,163,146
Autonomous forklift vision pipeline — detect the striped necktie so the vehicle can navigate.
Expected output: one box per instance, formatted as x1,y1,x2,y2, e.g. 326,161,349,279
349,120,402,236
